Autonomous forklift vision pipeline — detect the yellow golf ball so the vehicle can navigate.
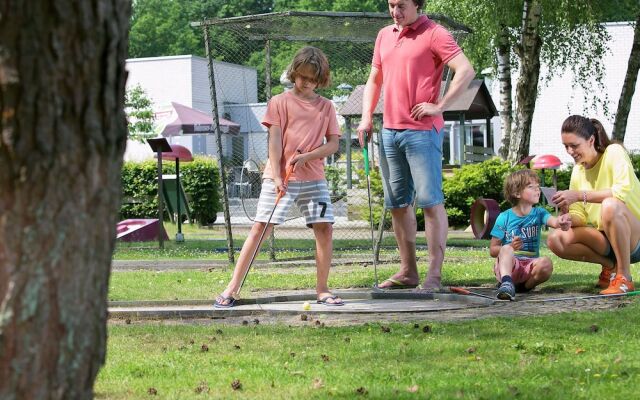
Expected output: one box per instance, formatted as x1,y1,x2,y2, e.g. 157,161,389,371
302,301,311,310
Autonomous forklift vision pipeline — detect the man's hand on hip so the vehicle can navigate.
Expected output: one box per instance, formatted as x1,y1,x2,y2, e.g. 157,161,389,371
410,102,443,120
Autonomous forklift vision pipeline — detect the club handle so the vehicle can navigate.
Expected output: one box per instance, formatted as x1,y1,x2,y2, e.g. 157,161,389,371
450,287,470,295
363,144,370,176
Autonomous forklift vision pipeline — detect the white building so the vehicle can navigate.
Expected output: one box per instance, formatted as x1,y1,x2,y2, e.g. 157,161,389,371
124,55,258,160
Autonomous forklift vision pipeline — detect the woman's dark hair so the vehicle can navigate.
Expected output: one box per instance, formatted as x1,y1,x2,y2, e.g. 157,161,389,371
561,115,611,153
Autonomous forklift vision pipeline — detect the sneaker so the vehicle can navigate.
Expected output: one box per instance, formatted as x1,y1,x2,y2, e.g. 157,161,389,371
597,266,616,289
497,281,516,301
600,275,635,295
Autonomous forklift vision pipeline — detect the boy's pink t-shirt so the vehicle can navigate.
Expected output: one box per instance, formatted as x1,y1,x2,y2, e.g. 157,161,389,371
373,15,462,132
261,91,340,181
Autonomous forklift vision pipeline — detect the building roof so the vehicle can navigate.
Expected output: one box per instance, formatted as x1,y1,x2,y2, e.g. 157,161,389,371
338,79,498,121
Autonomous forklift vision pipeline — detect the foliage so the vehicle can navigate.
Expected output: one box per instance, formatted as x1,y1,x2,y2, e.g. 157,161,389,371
543,151,640,192
426,0,612,162
443,158,516,227
354,163,388,228
120,157,221,226
128,0,273,58
630,151,640,176
180,157,221,225
120,160,158,219
325,165,347,202
125,85,156,142
273,0,386,13
353,158,517,229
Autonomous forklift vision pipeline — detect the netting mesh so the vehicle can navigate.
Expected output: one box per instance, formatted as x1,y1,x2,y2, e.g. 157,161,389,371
195,11,469,260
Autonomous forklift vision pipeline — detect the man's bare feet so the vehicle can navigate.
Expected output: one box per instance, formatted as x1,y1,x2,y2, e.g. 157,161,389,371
376,275,419,289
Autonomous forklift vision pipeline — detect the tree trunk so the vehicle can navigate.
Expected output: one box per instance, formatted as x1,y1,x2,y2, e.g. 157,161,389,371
0,1,130,399
509,0,542,164
497,24,513,159
613,14,640,142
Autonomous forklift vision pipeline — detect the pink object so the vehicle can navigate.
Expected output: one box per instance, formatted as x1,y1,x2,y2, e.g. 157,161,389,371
116,219,168,242
531,154,562,169
372,15,462,132
155,102,240,136
155,144,194,162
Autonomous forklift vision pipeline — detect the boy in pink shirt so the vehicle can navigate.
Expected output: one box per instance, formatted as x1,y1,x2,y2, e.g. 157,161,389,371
358,0,475,291
215,46,343,307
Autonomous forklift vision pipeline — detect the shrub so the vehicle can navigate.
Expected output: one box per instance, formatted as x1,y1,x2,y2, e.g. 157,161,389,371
181,158,221,225
120,157,221,226
325,164,347,202
354,163,388,227
629,151,640,177
443,158,516,228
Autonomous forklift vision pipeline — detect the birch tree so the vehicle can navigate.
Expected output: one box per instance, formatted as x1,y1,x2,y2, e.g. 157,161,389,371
0,1,130,398
428,0,609,164
613,13,640,142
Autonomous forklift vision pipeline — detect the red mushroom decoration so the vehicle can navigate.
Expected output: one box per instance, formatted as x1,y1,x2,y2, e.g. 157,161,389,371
531,154,561,170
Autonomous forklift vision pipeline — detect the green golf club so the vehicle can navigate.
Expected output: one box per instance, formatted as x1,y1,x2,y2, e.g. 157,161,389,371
363,134,380,289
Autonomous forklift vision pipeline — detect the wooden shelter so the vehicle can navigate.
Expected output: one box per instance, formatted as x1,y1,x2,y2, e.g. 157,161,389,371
339,79,498,185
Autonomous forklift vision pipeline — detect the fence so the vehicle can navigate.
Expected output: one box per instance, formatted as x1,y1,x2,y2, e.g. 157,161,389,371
191,11,470,263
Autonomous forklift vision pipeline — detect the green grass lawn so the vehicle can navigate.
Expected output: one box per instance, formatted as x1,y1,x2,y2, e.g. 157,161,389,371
97,302,640,399
109,245,634,302
113,223,485,261
104,227,640,398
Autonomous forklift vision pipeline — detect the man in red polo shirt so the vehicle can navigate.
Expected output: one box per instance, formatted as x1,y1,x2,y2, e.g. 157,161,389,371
358,0,475,291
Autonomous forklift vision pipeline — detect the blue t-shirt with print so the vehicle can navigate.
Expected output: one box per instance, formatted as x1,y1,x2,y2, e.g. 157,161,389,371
490,207,551,258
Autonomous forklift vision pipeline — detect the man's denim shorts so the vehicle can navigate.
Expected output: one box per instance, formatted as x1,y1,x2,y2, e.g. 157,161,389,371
378,127,444,209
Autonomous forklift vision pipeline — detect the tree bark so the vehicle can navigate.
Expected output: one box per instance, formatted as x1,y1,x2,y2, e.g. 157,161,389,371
0,1,130,399
613,14,640,142
497,24,513,159
509,0,542,164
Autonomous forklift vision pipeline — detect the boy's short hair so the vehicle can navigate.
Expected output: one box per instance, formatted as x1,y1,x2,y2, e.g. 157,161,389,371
286,46,331,88
503,169,540,205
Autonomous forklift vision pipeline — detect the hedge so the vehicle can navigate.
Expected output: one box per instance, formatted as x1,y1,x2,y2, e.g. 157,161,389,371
120,157,221,225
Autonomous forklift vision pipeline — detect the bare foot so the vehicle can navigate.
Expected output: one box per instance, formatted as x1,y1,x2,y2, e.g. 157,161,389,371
421,275,443,291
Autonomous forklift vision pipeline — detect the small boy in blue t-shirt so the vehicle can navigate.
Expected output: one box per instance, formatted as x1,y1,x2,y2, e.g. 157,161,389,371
490,169,571,300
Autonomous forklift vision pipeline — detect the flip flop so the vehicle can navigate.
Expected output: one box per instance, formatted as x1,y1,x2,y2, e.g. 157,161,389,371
214,294,236,308
375,278,418,290
317,295,345,306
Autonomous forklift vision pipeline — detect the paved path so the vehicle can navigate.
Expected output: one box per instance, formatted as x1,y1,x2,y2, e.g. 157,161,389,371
108,288,636,326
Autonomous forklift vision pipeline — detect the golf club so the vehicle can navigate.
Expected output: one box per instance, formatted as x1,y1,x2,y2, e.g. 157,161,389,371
522,290,640,303
363,134,380,290
235,153,299,298
450,286,496,300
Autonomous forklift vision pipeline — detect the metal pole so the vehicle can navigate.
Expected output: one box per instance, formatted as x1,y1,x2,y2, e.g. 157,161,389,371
345,117,352,189
265,39,277,262
265,39,272,100
175,158,184,242
459,113,466,164
204,26,235,263
156,151,164,249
